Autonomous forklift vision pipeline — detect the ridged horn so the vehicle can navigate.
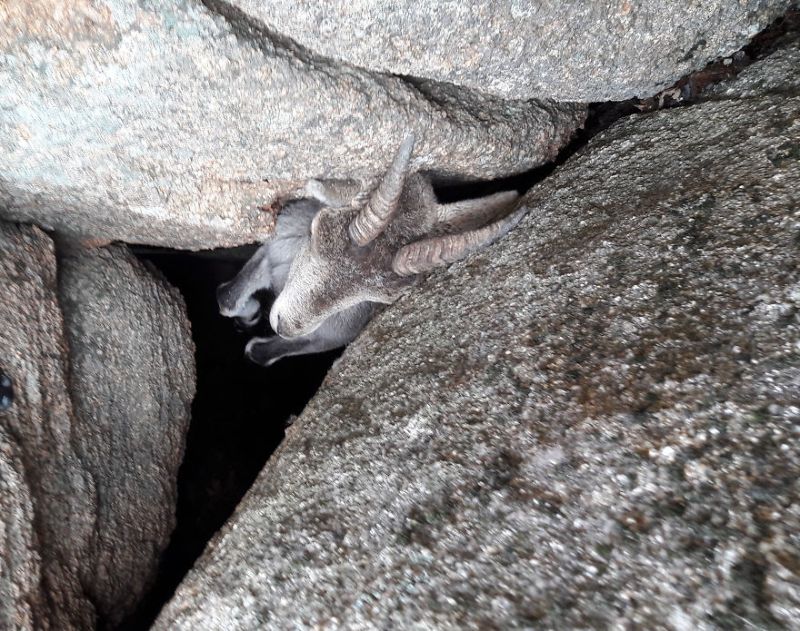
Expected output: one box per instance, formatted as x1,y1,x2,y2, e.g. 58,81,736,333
392,206,527,277
349,134,415,246
436,190,520,231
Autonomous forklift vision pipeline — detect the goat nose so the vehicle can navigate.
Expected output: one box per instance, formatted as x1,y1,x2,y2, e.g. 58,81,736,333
271,312,295,339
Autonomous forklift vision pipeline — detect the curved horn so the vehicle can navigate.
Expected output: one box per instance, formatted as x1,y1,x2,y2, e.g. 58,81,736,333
392,206,526,277
436,191,519,231
349,134,415,247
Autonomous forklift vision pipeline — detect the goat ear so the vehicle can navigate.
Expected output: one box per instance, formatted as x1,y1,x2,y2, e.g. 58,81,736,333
348,133,415,246
392,206,526,277
305,179,362,208
310,211,322,239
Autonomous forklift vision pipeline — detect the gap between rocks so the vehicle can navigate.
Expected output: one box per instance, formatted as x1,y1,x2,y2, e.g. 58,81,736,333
114,9,797,629
115,247,340,630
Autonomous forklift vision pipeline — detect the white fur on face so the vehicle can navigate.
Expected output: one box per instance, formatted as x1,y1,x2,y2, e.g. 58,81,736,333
270,241,350,338
269,244,327,338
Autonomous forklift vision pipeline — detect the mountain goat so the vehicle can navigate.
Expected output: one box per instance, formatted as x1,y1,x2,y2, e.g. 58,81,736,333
216,196,375,366
218,134,525,366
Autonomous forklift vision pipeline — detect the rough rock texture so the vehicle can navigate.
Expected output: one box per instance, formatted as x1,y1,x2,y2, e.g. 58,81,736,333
0,223,93,629
233,0,795,101
156,39,800,629
705,26,800,99
58,244,195,627
0,225,195,629
0,0,583,250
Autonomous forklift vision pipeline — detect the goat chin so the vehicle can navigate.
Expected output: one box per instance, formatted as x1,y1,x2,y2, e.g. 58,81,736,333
244,302,374,366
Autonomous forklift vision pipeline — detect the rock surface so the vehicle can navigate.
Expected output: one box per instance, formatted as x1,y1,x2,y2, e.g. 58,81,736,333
0,225,195,629
0,223,93,629
233,0,795,101
58,244,195,627
705,24,800,99
155,39,800,629
0,0,583,250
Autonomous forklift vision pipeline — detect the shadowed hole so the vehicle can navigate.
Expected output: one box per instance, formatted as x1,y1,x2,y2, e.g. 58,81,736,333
116,246,341,630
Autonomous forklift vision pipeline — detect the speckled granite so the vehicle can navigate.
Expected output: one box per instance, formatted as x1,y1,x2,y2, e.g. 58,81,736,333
156,37,800,630
0,0,583,249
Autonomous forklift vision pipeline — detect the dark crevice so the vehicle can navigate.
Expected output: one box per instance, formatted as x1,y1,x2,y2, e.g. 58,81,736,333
743,7,800,59
114,246,341,630
199,0,313,67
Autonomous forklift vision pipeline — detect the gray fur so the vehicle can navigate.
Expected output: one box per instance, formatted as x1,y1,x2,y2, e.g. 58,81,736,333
219,136,522,364
270,137,522,340
217,197,373,366
217,200,318,326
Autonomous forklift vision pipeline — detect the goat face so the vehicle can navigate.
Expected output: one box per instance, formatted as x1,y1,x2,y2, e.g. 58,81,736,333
270,203,414,338
270,133,524,339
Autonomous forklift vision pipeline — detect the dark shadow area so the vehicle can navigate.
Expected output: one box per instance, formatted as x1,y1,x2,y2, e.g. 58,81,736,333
115,246,341,630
